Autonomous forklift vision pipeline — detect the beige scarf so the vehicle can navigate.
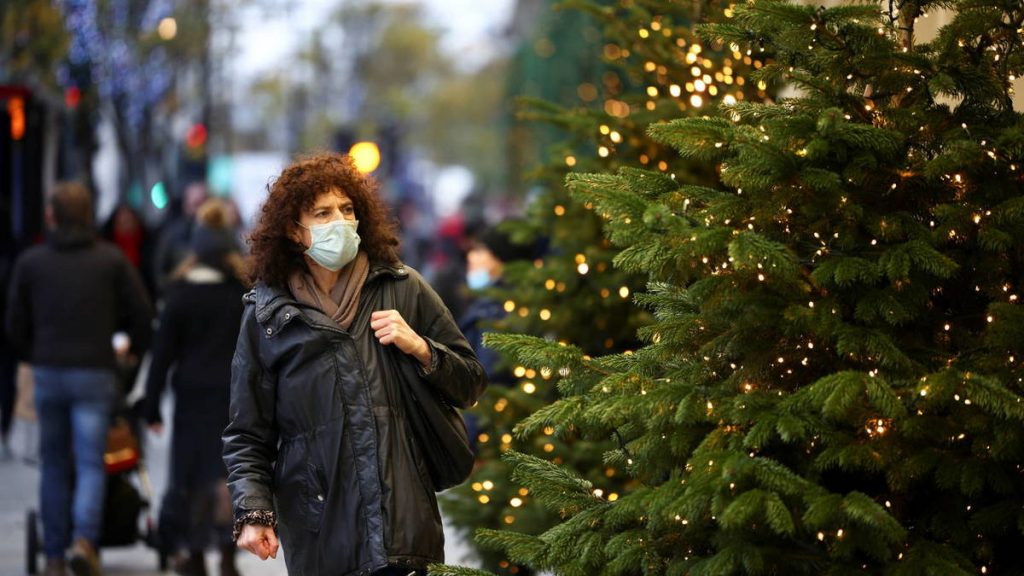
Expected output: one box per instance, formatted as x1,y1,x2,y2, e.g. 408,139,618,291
288,251,370,331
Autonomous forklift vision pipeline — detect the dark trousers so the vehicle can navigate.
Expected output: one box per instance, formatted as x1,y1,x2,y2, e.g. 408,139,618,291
0,350,15,441
159,405,231,553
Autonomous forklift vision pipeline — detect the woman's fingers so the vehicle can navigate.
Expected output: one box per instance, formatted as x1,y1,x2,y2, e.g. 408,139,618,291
370,309,400,330
239,536,261,559
267,529,280,559
373,310,407,345
371,309,425,358
239,525,278,561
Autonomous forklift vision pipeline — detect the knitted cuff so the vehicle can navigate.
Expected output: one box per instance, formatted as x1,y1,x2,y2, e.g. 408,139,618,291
232,509,277,542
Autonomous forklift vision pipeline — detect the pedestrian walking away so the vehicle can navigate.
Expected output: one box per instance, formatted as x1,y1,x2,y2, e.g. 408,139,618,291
144,198,249,576
223,152,488,576
5,182,153,576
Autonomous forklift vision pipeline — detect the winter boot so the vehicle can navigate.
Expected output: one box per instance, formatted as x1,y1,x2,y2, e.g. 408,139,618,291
68,538,101,576
43,558,67,576
173,551,208,576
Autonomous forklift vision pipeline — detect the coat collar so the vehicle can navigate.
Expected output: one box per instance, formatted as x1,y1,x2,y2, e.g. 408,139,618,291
47,226,95,250
247,261,410,325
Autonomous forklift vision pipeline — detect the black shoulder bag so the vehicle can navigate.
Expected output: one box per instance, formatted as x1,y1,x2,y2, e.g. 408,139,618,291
383,281,475,491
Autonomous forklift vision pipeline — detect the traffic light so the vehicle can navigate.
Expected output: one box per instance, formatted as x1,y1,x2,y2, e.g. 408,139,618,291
185,122,207,154
349,141,381,174
7,97,25,141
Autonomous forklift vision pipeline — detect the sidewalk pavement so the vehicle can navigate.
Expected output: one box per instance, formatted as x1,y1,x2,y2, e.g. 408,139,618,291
0,394,479,575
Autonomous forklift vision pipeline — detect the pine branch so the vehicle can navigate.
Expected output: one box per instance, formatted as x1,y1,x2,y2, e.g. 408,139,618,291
727,231,803,284
474,529,549,566
461,0,1024,572
960,372,1024,422
427,565,498,576
514,396,587,439
503,451,604,516
719,488,797,536
887,540,974,576
482,333,593,375
839,491,906,543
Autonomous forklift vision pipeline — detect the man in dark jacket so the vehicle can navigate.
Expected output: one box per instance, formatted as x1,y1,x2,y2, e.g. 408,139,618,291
6,182,153,576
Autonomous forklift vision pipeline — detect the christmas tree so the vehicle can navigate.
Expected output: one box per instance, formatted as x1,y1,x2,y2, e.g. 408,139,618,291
440,0,765,573
436,0,1024,574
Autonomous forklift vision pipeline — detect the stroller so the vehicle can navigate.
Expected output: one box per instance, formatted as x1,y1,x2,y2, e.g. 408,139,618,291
25,402,167,574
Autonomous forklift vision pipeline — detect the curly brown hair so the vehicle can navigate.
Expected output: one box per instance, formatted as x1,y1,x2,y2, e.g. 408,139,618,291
248,152,400,288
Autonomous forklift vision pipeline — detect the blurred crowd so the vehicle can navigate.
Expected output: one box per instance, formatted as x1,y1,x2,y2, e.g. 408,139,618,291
0,177,532,576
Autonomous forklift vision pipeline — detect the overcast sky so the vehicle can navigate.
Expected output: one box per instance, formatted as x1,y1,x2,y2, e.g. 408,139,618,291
232,0,517,79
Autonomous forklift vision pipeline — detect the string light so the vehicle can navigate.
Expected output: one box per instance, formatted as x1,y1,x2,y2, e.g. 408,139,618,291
865,418,891,437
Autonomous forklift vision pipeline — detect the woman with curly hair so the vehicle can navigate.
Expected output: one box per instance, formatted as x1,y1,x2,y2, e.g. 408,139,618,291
223,152,487,576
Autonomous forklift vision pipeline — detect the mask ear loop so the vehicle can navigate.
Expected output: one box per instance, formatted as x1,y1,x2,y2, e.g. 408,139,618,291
292,221,313,252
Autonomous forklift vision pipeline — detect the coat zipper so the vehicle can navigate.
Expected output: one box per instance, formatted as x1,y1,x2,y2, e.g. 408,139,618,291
294,304,390,564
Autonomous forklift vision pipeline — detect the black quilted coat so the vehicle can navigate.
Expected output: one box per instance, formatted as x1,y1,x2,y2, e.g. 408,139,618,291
223,262,487,576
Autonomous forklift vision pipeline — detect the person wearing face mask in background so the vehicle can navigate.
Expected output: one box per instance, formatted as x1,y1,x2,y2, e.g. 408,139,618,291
458,223,534,389
223,152,487,576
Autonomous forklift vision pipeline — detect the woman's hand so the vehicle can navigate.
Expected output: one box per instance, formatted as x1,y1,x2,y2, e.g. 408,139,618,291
237,524,279,560
370,310,431,369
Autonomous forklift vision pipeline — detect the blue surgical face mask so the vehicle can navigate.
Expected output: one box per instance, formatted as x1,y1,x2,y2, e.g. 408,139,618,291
466,269,492,291
297,219,360,271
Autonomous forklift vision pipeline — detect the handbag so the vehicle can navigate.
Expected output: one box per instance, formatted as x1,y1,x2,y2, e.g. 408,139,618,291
383,281,475,491
104,417,140,474
398,363,475,491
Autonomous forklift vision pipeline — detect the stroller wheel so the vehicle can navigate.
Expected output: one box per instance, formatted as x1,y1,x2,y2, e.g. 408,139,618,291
26,508,39,575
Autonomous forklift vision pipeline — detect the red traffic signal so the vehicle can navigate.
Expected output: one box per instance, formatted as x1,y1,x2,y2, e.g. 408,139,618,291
186,123,207,149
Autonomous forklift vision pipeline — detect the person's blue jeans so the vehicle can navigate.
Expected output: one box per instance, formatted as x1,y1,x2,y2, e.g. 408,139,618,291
33,367,117,558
